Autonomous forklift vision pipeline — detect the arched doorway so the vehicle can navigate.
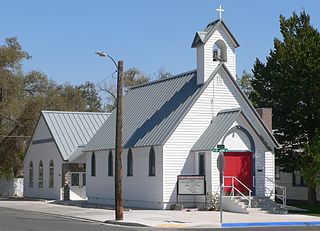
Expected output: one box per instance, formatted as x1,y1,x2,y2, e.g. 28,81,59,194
222,126,255,195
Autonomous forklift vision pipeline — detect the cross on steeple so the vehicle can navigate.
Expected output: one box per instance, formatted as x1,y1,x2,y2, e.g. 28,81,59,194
216,5,224,19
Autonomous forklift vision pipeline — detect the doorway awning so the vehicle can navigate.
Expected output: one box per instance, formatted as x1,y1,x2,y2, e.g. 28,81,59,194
191,108,241,152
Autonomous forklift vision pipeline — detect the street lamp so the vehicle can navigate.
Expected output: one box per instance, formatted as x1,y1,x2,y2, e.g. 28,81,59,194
96,51,124,221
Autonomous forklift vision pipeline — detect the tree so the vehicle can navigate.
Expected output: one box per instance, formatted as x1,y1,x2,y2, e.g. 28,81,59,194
237,71,255,101
300,131,320,204
0,37,103,177
250,11,320,204
100,67,150,112
77,81,102,112
157,67,172,79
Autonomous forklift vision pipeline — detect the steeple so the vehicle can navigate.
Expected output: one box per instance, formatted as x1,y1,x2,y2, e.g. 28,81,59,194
192,6,239,85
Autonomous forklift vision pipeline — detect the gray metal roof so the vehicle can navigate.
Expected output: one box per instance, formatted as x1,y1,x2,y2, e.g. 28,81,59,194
191,108,241,152
42,111,110,160
191,19,240,48
84,70,204,151
84,62,278,152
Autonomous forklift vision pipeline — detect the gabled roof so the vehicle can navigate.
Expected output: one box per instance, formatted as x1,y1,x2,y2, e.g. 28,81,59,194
42,111,110,160
85,62,278,152
84,70,203,151
191,108,241,151
191,19,240,48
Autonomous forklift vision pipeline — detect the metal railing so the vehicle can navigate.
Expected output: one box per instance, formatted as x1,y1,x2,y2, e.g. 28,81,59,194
224,176,252,209
265,177,287,210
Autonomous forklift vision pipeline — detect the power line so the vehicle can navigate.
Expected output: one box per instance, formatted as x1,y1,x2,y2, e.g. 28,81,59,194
96,70,117,86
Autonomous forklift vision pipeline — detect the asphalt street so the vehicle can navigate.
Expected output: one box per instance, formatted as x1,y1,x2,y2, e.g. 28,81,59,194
0,206,320,231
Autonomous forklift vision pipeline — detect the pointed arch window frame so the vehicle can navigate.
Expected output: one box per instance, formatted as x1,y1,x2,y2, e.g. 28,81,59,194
29,161,33,187
38,160,43,188
91,152,96,177
127,149,133,177
49,160,54,188
149,147,156,177
108,150,113,177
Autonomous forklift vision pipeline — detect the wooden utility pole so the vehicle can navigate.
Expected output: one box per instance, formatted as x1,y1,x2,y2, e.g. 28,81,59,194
115,60,124,220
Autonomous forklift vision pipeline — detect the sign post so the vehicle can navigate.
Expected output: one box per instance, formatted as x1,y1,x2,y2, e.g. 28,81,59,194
212,144,227,224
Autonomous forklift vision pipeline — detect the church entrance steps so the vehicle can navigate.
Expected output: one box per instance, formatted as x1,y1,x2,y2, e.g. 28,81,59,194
222,196,288,214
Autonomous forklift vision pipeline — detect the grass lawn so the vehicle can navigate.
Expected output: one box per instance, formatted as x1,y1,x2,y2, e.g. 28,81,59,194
288,205,320,217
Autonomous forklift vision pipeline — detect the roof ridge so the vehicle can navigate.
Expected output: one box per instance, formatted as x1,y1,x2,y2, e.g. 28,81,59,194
42,110,110,115
130,69,197,90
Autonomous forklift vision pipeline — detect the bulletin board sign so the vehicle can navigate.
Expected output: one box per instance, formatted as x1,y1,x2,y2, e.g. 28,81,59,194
177,175,206,195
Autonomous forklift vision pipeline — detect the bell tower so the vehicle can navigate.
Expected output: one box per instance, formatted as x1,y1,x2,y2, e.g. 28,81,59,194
191,6,239,85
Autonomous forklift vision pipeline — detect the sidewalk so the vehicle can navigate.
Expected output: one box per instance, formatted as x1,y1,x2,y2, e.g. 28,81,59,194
1,198,320,228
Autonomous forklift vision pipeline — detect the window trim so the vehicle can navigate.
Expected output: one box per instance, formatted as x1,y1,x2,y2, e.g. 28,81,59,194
49,160,54,188
149,147,156,176
127,149,133,177
198,152,206,176
91,152,96,177
293,170,307,187
38,160,43,188
29,161,33,187
108,151,113,177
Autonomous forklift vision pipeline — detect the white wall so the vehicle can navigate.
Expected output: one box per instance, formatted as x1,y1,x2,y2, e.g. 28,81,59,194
23,116,63,200
276,172,320,201
202,27,237,82
0,178,23,197
86,146,163,209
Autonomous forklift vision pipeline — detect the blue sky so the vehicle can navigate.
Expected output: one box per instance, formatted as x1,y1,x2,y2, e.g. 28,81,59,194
1,1,319,86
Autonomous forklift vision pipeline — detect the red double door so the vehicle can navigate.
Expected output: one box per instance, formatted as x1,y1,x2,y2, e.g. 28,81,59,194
223,152,253,194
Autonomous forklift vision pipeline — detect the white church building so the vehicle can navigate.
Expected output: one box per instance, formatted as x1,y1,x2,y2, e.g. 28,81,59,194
24,15,283,212
83,18,279,210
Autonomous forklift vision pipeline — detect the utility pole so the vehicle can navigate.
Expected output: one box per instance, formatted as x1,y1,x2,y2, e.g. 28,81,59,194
95,51,124,221
115,60,124,220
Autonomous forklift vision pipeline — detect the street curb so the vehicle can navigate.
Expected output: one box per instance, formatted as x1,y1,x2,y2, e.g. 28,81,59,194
222,221,320,228
104,220,149,227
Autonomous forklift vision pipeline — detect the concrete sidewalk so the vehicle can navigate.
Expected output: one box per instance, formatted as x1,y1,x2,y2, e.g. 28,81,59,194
1,198,320,228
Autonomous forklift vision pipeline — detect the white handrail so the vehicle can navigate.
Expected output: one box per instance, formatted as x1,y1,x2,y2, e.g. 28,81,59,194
265,177,286,210
224,176,252,209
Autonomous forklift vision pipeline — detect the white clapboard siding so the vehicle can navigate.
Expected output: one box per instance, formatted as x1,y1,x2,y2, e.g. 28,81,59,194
86,146,164,209
24,116,63,200
276,172,320,201
212,69,240,116
265,151,275,197
163,81,215,207
203,28,236,83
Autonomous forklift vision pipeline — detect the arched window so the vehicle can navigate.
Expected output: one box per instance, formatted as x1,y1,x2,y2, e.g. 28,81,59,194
29,161,33,187
108,151,113,176
127,149,133,176
91,152,96,176
49,160,54,188
212,39,227,62
149,147,155,176
38,160,43,188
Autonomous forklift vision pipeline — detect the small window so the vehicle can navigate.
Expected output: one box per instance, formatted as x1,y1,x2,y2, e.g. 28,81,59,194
71,173,80,186
293,170,307,187
91,152,96,176
199,153,205,176
82,173,86,186
275,166,280,180
149,147,155,176
49,160,54,188
38,160,43,188
108,151,113,176
127,149,133,176
29,161,33,187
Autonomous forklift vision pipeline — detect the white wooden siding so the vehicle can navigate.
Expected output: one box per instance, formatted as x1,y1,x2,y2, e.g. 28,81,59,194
202,27,236,83
86,146,163,209
163,80,215,208
23,116,63,200
276,172,320,201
